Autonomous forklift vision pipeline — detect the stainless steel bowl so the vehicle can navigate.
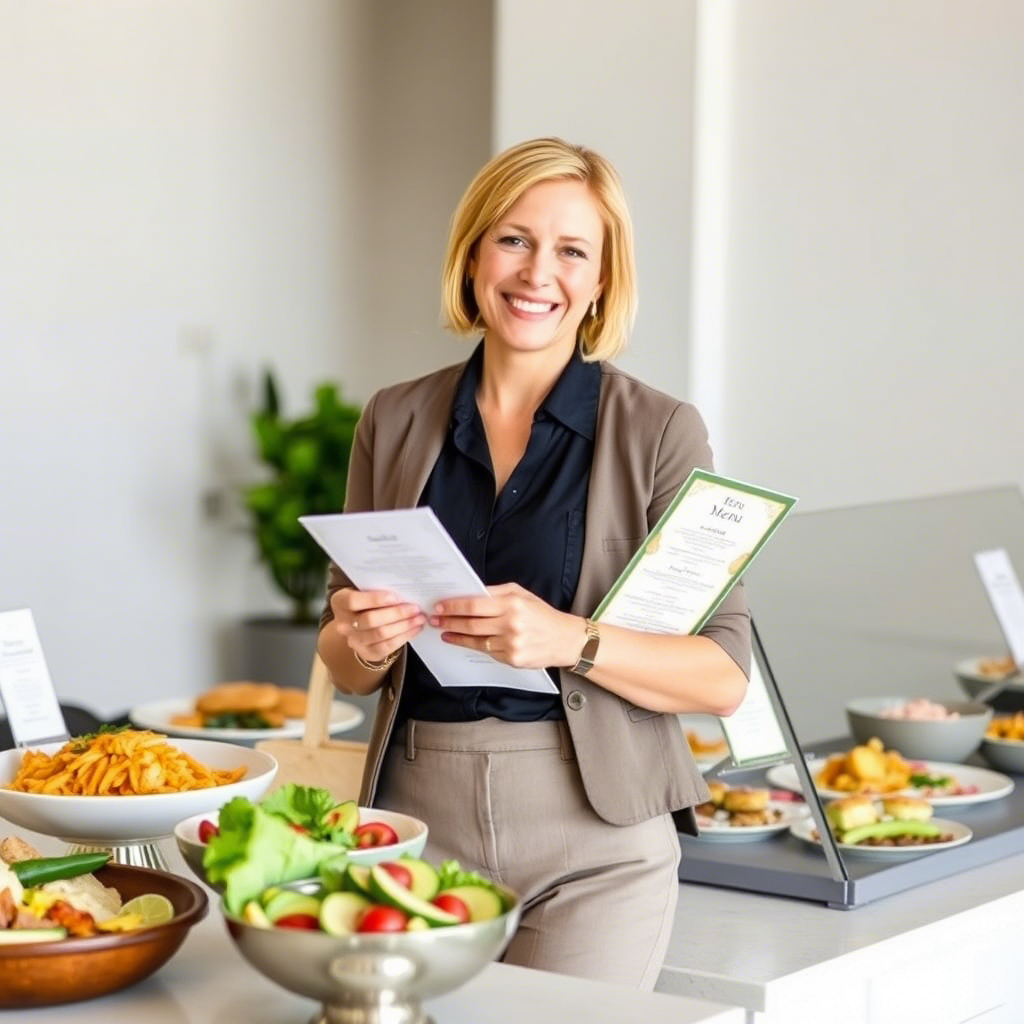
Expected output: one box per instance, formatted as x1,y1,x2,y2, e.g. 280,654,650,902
223,878,520,1024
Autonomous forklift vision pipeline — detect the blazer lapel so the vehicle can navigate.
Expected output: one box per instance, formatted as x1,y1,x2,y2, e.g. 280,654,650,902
392,365,462,509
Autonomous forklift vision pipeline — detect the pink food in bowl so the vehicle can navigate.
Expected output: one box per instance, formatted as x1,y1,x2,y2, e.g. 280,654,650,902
878,698,959,721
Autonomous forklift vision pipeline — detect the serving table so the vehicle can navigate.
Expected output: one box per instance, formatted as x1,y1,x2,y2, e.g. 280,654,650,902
0,828,742,1024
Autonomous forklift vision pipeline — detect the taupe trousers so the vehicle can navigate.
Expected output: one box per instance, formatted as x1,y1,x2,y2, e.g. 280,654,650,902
376,718,681,991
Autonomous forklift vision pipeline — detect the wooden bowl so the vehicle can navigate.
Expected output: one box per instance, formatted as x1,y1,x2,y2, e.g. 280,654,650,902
0,863,207,1008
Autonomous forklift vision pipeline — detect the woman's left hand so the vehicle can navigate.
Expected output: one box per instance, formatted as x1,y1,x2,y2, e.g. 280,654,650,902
431,582,583,669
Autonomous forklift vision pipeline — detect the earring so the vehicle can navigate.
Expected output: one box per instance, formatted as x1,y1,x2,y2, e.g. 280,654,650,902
590,299,598,319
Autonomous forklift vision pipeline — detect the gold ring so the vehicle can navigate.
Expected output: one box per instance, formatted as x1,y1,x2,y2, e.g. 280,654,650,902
484,638,492,652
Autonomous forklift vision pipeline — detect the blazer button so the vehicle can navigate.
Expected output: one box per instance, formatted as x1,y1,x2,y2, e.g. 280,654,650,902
566,690,586,711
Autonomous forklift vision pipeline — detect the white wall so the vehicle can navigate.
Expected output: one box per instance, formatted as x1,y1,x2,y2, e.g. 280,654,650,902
707,0,1024,509
0,0,490,716
493,0,698,406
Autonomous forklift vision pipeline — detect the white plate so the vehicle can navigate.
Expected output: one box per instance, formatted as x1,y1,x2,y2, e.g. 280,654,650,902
691,800,810,842
174,805,428,891
788,816,973,860
766,758,1014,807
130,697,364,744
0,738,277,844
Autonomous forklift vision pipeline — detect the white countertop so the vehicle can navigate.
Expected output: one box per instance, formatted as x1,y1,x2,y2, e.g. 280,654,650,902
657,848,1024,1016
0,831,743,1024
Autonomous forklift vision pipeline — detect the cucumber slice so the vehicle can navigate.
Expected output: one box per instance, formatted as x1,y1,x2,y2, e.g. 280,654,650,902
368,865,461,927
0,928,67,944
263,890,323,923
319,891,370,936
399,857,440,900
343,864,372,897
438,884,502,922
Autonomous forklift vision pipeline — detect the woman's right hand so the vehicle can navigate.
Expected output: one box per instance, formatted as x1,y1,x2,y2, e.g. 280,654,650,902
329,587,426,666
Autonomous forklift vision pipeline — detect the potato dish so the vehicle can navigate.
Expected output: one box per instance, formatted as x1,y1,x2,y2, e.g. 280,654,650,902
815,737,913,794
986,713,1024,742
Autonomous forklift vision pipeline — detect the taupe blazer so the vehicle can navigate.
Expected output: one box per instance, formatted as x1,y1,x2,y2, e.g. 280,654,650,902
322,358,751,832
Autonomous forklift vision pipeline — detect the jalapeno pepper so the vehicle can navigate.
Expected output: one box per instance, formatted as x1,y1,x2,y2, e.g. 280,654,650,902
9,851,111,887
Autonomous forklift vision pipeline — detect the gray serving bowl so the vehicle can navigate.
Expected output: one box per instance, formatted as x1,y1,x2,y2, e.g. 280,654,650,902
979,735,1024,774
954,656,1024,713
223,877,520,1024
846,697,991,762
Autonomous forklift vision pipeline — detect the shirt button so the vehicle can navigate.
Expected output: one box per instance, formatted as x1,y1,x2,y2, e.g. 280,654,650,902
476,529,486,540
566,690,586,711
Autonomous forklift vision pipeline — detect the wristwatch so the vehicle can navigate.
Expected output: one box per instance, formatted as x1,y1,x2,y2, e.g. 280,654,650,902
571,619,601,676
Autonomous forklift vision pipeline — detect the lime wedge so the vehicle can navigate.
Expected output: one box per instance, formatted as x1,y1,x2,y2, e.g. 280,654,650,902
118,893,175,926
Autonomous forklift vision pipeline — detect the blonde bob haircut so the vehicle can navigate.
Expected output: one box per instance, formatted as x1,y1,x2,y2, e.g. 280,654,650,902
441,137,637,362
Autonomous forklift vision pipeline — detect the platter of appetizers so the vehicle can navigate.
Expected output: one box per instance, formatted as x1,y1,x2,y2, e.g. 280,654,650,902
788,794,972,860
692,781,809,842
766,737,1013,807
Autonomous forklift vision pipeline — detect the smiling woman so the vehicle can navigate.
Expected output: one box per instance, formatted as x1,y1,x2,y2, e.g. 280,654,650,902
315,137,751,990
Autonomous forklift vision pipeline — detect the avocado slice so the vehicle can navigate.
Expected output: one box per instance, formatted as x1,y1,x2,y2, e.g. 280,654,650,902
319,891,370,935
343,864,373,897
0,928,67,944
398,857,440,900
263,889,323,923
437,884,502,922
367,865,461,927
321,799,360,834
840,819,941,846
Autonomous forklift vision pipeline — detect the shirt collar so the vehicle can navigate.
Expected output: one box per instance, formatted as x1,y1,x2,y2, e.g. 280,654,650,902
451,341,601,441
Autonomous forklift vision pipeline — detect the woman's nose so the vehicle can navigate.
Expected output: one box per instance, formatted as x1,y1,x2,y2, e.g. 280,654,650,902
519,248,554,287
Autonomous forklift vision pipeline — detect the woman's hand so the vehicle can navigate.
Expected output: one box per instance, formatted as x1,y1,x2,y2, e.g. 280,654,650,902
329,587,426,665
431,582,585,670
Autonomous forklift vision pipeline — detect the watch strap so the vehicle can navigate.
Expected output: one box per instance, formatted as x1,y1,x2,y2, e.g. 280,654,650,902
571,618,600,676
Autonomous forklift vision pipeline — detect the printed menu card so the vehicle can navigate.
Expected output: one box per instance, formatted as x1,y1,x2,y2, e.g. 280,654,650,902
593,469,796,634
0,608,68,746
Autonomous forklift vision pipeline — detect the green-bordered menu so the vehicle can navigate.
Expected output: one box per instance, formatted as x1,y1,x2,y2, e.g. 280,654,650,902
593,469,796,635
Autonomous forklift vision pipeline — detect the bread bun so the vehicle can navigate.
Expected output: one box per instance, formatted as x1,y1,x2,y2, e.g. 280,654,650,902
706,780,728,806
274,687,308,719
881,796,933,822
196,682,281,715
825,795,878,831
722,787,769,813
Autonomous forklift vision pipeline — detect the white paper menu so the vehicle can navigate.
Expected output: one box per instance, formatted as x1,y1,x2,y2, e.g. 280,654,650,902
300,508,558,694
973,548,1024,669
0,609,68,746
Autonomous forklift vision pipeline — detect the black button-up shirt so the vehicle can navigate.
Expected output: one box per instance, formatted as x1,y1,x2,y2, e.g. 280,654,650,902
397,342,600,723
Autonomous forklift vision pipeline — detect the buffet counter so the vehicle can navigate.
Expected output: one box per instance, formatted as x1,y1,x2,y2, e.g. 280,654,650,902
0,830,742,1024
659,847,1024,1024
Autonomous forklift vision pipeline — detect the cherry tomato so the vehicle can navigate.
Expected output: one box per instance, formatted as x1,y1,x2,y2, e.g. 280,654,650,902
287,822,308,834
356,905,408,933
431,893,470,923
197,819,219,844
380,862,413,888
274,913,321,930
352,821,400,848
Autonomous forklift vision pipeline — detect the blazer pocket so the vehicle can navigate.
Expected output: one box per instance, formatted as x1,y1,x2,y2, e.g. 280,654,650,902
626,704,660,722
603,536,644,554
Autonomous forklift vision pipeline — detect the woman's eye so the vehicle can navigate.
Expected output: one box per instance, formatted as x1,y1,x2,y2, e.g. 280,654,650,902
563,247,587,259
498,235,526,247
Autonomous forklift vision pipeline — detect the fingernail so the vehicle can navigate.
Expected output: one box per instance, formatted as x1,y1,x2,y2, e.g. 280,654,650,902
428,616,440,627
434,603,445,613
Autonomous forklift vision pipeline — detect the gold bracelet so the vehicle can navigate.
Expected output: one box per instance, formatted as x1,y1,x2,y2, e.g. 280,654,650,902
353,648,401,672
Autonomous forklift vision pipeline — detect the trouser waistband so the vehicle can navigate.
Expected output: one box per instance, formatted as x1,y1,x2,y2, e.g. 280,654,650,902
394,717,574,760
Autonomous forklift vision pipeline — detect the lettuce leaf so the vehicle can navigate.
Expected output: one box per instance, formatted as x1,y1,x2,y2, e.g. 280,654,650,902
204,797,351,913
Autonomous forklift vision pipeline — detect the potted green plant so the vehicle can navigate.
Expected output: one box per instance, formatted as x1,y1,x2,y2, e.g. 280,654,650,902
244,370,362,624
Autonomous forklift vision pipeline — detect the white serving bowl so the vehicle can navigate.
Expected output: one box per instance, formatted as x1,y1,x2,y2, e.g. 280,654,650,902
846,697,991,763
0,739,277,845
175,805,428,891
954,656,1024,712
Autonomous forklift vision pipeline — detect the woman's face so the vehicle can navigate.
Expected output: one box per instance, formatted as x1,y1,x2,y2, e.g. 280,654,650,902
469,179,605,359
